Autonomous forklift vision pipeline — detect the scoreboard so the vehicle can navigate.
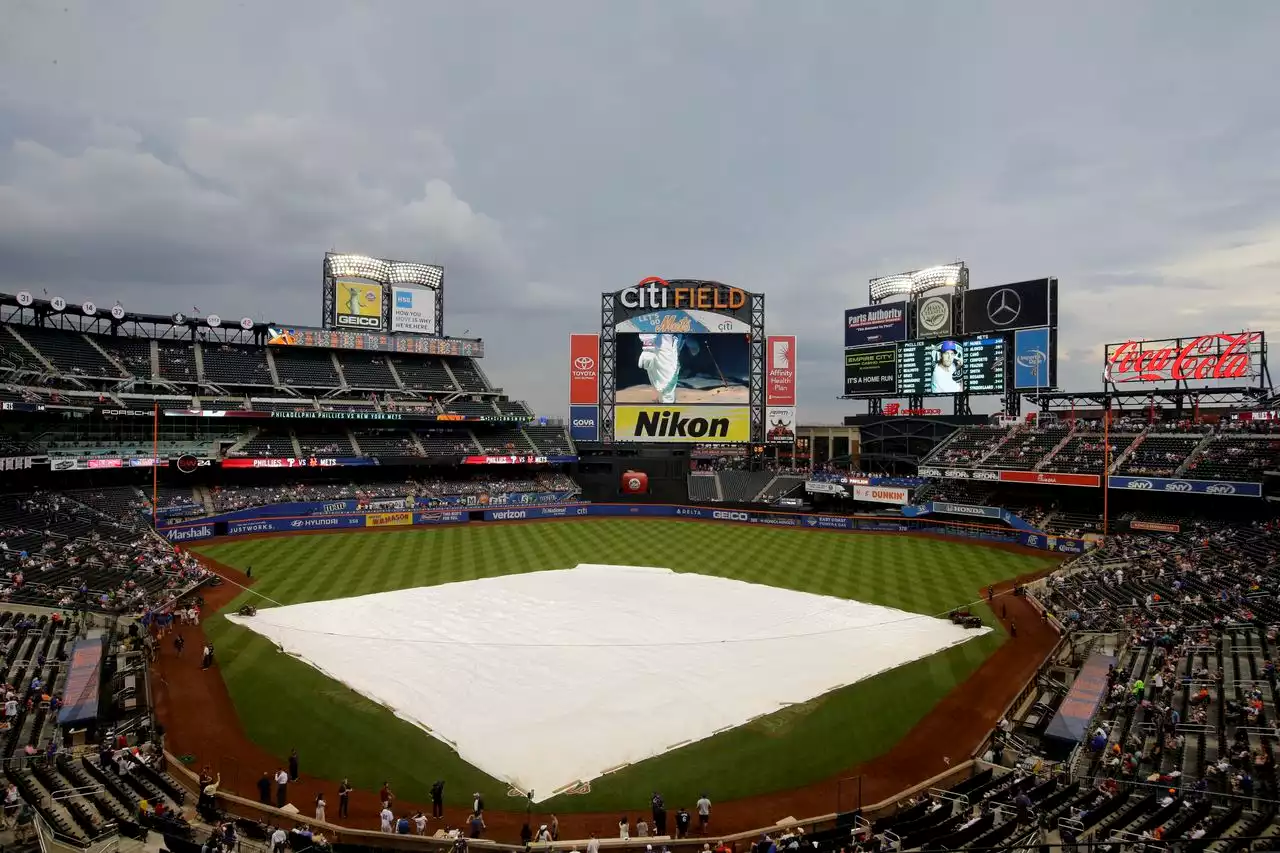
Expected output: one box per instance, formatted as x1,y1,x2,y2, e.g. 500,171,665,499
844,346,897,395
893,336,1007,396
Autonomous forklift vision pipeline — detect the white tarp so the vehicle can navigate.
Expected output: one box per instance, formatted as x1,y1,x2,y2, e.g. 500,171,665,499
228,564,986,800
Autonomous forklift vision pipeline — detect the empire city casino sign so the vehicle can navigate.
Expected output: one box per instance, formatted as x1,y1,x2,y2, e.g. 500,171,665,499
618,277,748,313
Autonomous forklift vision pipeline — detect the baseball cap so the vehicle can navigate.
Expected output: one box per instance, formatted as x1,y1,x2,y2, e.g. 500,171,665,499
940,340,959,353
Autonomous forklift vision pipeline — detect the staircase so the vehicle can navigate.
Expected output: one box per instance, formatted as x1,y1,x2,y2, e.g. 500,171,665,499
82,335,130,377
1174,432,1218,477
1034,426,1079,471
289,430,303,457
753,475,780,502
1108,428,1149,473
347,428,363,456
713,473,725,501
975,426,1021,467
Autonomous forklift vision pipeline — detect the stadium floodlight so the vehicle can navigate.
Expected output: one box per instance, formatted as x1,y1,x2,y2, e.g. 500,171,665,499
869,262,967,303
325,253,444,289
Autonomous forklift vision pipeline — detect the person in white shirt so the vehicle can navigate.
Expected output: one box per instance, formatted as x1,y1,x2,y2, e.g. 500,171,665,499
275,768,289,808
379,806,395,833
270,826,287,853
619,817,630,839
587,833,601,853
930,341,963,394
696,794,711,833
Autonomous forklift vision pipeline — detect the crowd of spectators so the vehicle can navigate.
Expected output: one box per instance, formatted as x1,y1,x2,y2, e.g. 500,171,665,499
208,473,580,513
0,492,210,615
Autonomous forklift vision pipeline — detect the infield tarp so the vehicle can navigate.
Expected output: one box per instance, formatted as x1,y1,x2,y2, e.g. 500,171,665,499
1044,652,1117,744
58,636,106,727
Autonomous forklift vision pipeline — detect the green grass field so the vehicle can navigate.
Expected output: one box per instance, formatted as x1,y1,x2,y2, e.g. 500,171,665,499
197,520,1056,812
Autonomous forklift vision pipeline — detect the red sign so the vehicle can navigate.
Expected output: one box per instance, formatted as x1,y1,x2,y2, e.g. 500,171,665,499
999,470,1100,488
569,334,600,405
222,458,341,468
1106,332,1261,384
1131,520,1181,533
620,470,649,494
766,335,796,407
883,403,943,416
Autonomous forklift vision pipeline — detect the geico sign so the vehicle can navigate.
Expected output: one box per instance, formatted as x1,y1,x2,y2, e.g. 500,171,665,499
712,511,749,521
618,277,747,312
336,315,382,328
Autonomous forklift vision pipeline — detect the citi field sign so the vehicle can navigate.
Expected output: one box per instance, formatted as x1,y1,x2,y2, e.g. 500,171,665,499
617,277,748,313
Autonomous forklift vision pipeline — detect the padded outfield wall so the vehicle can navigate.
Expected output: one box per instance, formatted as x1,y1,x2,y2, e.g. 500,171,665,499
157,502,1088,555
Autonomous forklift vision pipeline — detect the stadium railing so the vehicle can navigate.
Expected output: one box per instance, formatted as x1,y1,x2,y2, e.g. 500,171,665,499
161,749,978,852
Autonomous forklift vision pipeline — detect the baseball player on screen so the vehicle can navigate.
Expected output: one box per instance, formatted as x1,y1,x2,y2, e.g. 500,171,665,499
637,333,701,404
930,340,963,393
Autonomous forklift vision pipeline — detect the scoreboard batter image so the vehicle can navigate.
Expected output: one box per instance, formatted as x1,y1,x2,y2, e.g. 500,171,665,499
615,332,751,405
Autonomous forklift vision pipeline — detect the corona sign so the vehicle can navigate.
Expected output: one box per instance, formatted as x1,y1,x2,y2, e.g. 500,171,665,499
618,278,747,313
1105,332,1262,385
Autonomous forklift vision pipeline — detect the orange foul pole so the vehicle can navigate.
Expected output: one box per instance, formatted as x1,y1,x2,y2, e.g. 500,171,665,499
152,401,159,527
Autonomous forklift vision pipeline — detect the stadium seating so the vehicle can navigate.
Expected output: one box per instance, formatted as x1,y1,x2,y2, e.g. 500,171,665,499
156,343,198,384
718,470,777,502
474,428,535,453
201,344,274,387
335,353,397,390
12,327,122,379
522,425,575,455
1040,433,1136,473
924,426,1011,467
100,337,153,379
270,350,341,388
448,359,490,393
1116,432,1209,477
390,355,456,393
1183,435,1280,482
982,425,1071,471
351,429,424,457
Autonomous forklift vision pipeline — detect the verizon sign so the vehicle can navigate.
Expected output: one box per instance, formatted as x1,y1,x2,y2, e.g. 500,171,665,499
1105,332,1263,385
852,484,909,505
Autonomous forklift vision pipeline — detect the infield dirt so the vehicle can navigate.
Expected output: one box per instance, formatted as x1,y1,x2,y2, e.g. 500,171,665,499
152,523,1058,841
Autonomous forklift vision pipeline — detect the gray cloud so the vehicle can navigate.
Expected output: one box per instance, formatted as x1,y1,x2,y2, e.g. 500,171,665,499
1,0,1279,420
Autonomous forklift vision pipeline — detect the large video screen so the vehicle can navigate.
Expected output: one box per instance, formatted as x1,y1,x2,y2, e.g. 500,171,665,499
897,337,1007,395
615,332,751,406
844,346,897,395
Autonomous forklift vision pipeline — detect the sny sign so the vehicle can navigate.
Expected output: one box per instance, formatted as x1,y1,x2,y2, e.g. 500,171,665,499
1106,332,1260,384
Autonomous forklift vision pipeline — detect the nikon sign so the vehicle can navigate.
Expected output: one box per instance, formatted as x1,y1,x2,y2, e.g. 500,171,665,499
613,405,750,443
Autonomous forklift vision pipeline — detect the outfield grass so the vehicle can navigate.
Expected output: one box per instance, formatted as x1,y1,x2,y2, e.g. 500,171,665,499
198,520,1056,813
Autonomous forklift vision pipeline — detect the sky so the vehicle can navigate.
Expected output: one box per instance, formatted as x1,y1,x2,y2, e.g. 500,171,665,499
1,1,1279,423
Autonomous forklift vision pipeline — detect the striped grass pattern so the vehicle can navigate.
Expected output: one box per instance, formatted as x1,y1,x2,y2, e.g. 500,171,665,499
198,520,1055,812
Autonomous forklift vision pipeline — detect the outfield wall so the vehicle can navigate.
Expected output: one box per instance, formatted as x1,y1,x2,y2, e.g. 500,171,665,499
159,502,1088,555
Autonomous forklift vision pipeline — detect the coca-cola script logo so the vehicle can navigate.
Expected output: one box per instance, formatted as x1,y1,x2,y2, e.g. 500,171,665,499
1107,332,1260,383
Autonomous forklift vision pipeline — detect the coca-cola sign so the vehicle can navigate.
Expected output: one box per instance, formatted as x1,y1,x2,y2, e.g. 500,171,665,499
1105,332,1262,384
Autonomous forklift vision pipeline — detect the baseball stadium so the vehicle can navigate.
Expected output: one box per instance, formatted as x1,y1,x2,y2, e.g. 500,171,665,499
0,256,1278,853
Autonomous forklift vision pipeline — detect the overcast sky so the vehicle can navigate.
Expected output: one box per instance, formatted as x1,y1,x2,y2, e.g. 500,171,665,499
2,1,1278,422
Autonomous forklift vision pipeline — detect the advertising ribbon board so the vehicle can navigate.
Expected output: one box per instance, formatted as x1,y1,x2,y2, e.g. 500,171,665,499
1107,476,1261,497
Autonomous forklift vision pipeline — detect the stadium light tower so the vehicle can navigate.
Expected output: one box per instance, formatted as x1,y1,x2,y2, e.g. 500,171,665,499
868,262,967,304
324,253,445,288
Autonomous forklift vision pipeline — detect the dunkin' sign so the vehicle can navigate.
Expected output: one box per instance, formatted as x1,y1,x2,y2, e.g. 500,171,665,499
1105,332,1262,384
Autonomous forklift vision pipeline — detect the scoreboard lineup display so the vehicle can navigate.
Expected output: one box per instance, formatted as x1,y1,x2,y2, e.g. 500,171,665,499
897,337,1006,395
843,277,1057,398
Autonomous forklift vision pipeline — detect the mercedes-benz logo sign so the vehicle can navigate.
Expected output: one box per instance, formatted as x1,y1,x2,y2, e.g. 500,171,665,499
986,288,1023,327
918,296,950,333
574,356,595,371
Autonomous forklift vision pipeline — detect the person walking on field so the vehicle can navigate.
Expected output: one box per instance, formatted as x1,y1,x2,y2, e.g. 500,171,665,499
289,749,299,782
315,792,326,823
430,780,445,818
275,768,289,808
338,779,352,819
696,793,712,833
